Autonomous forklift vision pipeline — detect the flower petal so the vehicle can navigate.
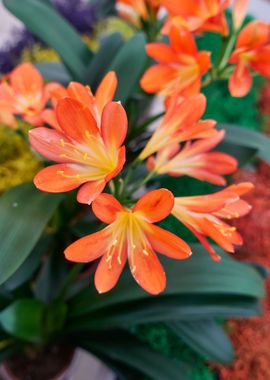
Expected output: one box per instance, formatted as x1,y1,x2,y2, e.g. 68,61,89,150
56,97,99,143
133,188,174,222
92,193,125,224
232,0,248,29
41,109,61,130
64,227,110,262
236,20,270,49
145,224,192,259
0,82,17,112
67,82,95,110
34,163,87,192
29,127,76,163
140,65,177,93
129,247,166,295
146,43,178,63
95,71,118,115
95,245,127,293
105,146,126,182
101,102,128,148
76,180,106,205
229,63,252,97
169,24,197,55
10,63,43,98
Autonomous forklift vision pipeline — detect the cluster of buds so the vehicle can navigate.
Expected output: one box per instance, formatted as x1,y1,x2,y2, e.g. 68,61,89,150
0,0,267,295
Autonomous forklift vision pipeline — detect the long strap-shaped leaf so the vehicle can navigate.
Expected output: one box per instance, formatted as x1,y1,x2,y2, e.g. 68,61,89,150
221,124,270,163
68,245,265,316
0,183,62,285
109,33,147,103
67,295,261,330
168,319,234,364
3,0,93,81
80,330,191,380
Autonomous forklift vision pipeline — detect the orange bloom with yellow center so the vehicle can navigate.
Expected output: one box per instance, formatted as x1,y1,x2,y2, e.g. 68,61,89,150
140,25,211,99
65,189,192,294
116,0,160,26
172,183,253,261
161,0,230,36
229,20,270,97
0,63,62,128
147,130,238,185
41,71,117,130
29,98,127,205
139,94,218,160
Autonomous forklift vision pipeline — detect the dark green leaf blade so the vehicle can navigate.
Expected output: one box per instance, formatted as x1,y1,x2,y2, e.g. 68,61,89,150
80,330,191,380
3,0,93,81
86,33,124,89
168,319,234,364
109,33,147,102
0,183,62,285
68,245,265,316
35,63,71,84
221,124,270,162
67,295,260,330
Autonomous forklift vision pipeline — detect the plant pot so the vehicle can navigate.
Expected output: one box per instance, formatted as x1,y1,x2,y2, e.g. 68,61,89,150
0,346,78,380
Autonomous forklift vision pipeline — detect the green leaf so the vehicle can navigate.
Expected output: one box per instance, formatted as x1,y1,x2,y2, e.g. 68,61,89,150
86,33,124,89
34,250,69,303
67,295,260,330
108,33,147,102
168,319,234,364
0,299,45,343
3,0,93,81
35,63,71,84
221,124,270,162
68,245,265,317
80,330,191,380
0,183,62,285
4,235,54,291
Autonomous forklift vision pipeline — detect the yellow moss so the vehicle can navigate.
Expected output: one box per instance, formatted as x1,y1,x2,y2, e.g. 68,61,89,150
21,44,60,63
0,122,43,193
95,17,135,40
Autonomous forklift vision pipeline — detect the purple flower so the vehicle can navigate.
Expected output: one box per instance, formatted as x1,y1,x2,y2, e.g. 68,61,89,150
0,0,98,73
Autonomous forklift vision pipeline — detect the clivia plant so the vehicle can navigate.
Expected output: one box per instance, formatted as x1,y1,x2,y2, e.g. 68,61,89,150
0,0,269,379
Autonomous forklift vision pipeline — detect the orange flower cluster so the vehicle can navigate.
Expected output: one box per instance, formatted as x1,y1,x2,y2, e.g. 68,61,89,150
116,0,161,27
2,0,267,294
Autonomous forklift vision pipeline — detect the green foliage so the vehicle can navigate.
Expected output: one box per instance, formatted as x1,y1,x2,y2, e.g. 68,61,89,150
0,183,62,285
168,319,234,364
0,299,45,343
109,33,147,103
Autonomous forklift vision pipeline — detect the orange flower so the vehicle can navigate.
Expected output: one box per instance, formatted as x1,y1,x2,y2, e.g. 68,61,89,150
171,183,253,261
65,189,191,294
0,63,61,128
140,24,211,98
147,130,238,185
116,0,160,26
161,0,230,36
229,20,270,97
139,94,218,160
41,71,117,130
232,0,248,30
29,99,127,205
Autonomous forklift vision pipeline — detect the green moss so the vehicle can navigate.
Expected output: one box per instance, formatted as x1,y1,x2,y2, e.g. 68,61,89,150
135,324,215,380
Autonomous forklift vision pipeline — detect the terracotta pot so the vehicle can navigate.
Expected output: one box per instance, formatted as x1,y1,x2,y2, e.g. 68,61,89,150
0,350,79,380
